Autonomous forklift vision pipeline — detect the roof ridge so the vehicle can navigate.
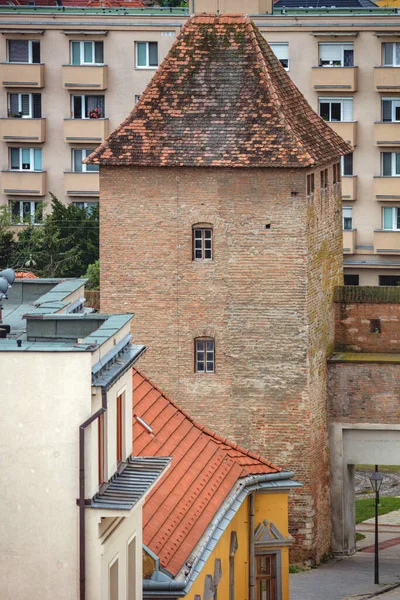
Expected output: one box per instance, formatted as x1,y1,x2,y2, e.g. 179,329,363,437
133,368,281,471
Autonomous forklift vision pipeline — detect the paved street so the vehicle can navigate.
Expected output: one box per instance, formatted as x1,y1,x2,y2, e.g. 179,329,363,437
290,511,400,600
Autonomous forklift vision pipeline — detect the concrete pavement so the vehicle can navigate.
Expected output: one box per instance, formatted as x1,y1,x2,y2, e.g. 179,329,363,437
290,510,400,600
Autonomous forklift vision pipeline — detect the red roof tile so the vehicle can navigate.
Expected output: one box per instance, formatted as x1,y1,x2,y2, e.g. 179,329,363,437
87,13,351,168
14,271,38,279
132,368,281,576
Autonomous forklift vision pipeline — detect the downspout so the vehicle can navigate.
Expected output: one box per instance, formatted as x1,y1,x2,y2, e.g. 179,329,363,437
78,389,107,600
249,492,256,600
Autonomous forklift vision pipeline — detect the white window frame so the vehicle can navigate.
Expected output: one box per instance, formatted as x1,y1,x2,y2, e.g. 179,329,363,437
268,42,289,71
382,98,400,123
382,207,400,231
318,97,353,122
383,42,400,67
318,42,354,67
341,153,353,176
7,39,39,64
72,148,98,172
70,40,104,66
382,152,400,177
135,41,158,69
9,199,42,225
8,93,33,118
71,94,104,119
9,147,41,171
195,339,215,373
343,206,353,230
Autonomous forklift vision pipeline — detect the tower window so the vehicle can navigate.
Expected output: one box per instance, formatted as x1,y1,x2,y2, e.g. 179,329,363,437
320,168,328,190
306,173,314,196
193,227,213,260
195,339,215,373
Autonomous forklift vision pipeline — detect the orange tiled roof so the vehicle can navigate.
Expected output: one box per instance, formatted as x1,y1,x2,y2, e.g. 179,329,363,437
14,272,38,279
132,368,281,576
87,13,351,168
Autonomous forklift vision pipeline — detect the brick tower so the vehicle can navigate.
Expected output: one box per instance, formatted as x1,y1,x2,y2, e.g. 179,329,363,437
88,14,351,560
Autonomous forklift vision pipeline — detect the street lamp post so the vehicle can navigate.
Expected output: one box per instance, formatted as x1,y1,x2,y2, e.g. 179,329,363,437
369,471,384,585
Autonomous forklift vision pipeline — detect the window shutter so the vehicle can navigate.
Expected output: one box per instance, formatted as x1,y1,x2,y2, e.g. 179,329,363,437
71,41,80,65
382,152,392,176
382,100,392,122
21,94,30,117
95,41,104,63
342,99,353,122
319,43,341,62
32,41,40,64
33,148,42,171
9,40,28,63
9,93,19,115
270,43,288,61
33,94,41,118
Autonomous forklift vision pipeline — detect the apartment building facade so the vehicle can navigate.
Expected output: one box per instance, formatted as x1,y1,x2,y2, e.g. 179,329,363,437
0,1,400,285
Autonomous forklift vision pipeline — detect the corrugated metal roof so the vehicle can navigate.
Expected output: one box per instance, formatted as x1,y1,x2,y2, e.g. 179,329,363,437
91,456,171,510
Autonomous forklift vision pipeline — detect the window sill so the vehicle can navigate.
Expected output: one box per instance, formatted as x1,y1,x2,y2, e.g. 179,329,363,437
135,66,158,70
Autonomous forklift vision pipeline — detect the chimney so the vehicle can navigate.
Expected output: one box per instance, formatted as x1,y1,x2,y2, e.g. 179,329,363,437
188,0,273,15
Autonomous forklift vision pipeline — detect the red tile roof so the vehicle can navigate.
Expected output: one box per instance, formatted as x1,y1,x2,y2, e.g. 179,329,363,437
14,271,38,279
87,13,351,168
132,368,281,577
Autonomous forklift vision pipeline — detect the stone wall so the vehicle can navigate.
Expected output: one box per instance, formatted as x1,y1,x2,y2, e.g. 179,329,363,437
100,163,343,562
334,286,400,353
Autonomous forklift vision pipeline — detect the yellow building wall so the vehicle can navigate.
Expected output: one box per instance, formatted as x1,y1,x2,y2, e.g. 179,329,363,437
187,491,290,600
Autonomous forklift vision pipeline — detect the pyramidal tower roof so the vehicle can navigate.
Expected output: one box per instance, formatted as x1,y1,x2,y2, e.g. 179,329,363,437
87,14,352,168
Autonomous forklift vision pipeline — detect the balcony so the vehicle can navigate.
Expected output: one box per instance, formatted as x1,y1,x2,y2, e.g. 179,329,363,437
64,172,99,196
374,230,400,254
64,118,109,144
62,65,108,91
0,63,44,88
343,229,357,254
374,67,400,92
373,122,400,146
341,176,357,201
327,121,357,147
1,170,46,196
0,118,46,143
312,67,358,92
373,177,400,201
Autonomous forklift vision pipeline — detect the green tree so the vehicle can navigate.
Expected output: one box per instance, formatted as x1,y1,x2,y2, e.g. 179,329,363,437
84,260,100,290
159,0,187,6
0,206,16,270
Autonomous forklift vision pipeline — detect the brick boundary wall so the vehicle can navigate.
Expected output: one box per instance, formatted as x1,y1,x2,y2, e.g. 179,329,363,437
334,286,400,353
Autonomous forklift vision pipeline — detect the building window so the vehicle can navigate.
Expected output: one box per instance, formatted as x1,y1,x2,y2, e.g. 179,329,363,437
193,227,213,260
256,555,277,600
383,42,400,67
8,93,41,119
269,42,289,70
379,274,400,286
382,98,400,123
70,40,104,65
319,97,353,122
319,42,354,67
195,339,215,373
109,557,119,600
9,200,42,225
116,393,124,464
306,173,314,196
343,206,353,230
135,95,141,103
136,42,158,68
382,206,400,231
71,94,105,119
320,168,328,190
382,152,400,177
344,274,359,286
342,153,353,176
333,162,341,184
98,412,105,485
7,39,40,64
72,148,99,172
74,201,98,213
10,147,42,171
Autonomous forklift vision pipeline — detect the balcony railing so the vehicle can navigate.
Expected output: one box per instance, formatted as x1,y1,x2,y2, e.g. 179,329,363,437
326,121,357,147
343,229,357,254
64,172,99,196
0,118,46,143
62,65,108,91
312,67,358,92
341,176,357,201
0,63,45,88
374,230,400,254
64,118,109,144
374,122,400,146
373,177,400,201
1,170,46,196
374,67,400,92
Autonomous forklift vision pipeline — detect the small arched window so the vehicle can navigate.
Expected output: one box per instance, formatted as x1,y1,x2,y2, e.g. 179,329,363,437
195,338,215,373
193,224,213,261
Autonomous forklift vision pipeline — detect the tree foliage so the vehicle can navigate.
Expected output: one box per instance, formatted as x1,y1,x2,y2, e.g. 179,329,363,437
84,260,100,290
159,0,187,6
0,206,16,270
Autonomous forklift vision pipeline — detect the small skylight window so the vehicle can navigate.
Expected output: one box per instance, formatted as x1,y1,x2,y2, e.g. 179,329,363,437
135,415,153,434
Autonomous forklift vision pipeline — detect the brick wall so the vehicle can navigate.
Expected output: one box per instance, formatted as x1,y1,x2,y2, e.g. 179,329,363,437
100,163,343,562
334,287,400,353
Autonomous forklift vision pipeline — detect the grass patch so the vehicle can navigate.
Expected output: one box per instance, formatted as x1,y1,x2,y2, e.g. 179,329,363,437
289,565,306,574
356,497,400,524
356,532,366,542
356,464,400,474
